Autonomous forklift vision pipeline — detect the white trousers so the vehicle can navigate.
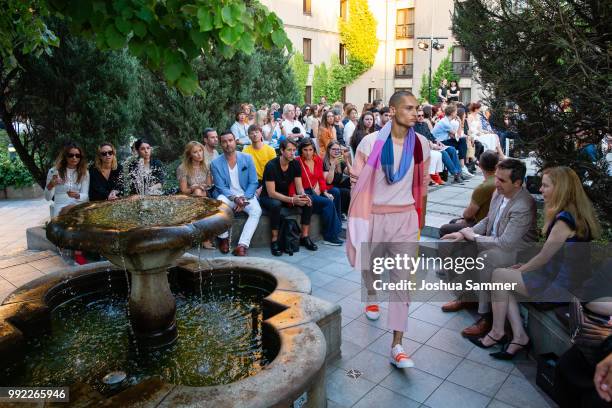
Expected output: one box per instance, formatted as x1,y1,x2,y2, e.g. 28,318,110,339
217,195,262,248
429,150,444,174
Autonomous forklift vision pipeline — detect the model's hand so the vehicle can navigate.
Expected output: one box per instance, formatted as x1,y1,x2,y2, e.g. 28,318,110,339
595,353,612,402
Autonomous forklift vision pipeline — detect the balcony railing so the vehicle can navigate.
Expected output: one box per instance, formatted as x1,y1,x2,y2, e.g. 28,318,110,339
395,64,413,78
395,24,415,39
452,61,473,77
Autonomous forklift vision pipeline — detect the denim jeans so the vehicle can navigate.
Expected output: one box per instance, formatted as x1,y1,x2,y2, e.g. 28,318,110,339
441,146,461,175
305,188,341,241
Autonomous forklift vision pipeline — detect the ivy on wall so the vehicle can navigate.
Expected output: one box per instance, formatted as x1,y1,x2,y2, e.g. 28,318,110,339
289,51,309,105
306,0,378,103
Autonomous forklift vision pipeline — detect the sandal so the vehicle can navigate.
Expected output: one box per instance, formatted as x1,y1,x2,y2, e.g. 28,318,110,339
468,333,509,349
490,340,531,360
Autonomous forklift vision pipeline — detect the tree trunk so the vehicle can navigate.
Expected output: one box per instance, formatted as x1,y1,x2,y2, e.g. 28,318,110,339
0,107,46,188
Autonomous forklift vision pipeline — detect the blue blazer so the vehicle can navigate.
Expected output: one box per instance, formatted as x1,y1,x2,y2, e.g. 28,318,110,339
211,152,258,199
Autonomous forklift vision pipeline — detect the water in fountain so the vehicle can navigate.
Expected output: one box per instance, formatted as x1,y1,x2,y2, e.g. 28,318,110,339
0,278,271,393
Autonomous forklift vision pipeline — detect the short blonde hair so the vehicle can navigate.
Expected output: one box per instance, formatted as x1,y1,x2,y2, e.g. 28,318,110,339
95,142,117,171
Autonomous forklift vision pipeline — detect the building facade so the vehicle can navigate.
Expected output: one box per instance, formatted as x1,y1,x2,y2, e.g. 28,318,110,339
259,0,485,109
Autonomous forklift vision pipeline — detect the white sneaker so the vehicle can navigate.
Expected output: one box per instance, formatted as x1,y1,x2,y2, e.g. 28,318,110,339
390,344,414,368
365,304,380,320
461,168,473,178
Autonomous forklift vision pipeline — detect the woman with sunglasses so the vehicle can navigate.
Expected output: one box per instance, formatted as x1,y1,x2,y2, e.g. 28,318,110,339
45,142,90,217
89,142,123,201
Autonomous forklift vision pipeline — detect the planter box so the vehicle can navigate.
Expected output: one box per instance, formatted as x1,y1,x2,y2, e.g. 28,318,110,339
0,184,43,200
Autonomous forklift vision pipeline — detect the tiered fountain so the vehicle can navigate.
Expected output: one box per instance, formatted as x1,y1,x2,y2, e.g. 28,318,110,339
0,195,340,407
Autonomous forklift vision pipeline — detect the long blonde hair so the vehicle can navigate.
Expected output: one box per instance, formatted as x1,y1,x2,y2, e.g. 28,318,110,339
542,166,600,239
94,142,118,171
180,141,208,178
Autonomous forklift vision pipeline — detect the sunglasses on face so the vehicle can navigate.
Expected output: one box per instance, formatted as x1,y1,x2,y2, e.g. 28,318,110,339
67,153,81,159
100,151,114,157
417,114,424,117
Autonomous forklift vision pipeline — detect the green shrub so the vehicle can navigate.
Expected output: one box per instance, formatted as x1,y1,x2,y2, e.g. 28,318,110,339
0,149,35,189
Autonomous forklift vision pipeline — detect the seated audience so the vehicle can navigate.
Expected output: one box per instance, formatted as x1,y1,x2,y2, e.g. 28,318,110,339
295,139,343,246
471,166,601,358
415,108,464,184
318,110,337,158
202,128,219,163
211,131,261,256
439,151,499,235
333,108,345,146
433,104,472,179
281,104,306,142
323,141,352,215
45,142,90,216
242,125,277,186
128,138,165,195
349,111,376,156
89,142,122,201
230,111,250,146
259,140,317,256
439,159,537,338
177,141,212,197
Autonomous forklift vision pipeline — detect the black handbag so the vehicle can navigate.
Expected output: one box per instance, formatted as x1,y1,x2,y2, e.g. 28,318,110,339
569,296,612,365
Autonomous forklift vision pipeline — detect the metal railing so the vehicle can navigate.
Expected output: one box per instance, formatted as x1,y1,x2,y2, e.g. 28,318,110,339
452,61,473,77
395,24,415,39
394,64,413,78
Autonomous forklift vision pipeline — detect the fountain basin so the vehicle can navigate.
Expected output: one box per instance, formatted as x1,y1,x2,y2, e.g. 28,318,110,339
45,195,233,348
0,256,341,407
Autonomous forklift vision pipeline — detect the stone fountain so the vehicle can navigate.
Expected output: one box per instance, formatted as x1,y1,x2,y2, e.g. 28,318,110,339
45,195,232,348
0,195,341,407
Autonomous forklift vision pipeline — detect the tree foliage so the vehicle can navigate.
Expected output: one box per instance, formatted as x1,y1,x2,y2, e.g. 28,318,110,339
452,0,611,226
141,45,300,161
419,48,459,103
0,22,142,187
289,52,309,105
2,0,291,94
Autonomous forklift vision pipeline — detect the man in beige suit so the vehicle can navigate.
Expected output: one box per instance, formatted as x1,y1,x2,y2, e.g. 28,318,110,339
439,158,537,338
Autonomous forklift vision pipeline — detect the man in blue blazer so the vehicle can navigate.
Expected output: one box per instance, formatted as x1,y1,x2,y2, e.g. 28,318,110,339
211,130,262,256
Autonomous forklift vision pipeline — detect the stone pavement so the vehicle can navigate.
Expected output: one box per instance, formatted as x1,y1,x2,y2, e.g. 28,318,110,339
0,173,558,407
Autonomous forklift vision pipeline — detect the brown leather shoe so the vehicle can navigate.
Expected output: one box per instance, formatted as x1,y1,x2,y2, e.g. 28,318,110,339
461,316,492,338
232,244,247,256
218,238,230,254
441,300,478,313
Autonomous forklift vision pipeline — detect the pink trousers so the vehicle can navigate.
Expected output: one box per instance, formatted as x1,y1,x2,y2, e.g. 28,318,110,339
364,209,419,333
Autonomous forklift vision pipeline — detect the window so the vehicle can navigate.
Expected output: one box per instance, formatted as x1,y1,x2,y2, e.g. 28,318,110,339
396,8,415,39
460,87,472,105
303,38,312,63
368,88,383,103
340,0,348,21
339,44,347,65
395,88,412,94
305,86,312,104
452,46,472,77
394,48,413,78
303,0,311,15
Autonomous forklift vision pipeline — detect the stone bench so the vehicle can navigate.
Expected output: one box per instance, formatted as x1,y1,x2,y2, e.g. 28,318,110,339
26,209,324,251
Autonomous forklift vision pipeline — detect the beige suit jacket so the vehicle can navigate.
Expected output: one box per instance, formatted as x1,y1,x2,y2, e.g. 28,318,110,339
472,187,537,252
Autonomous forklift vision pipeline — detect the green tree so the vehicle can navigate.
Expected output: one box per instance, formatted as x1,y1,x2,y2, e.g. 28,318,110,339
453,0,611,228
2,0,291,94
139,46,299,161
289,52,309,105
0,23,143,187
419,48,459,103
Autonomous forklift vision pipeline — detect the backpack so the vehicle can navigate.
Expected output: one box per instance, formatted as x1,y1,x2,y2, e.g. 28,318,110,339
278,218,300,255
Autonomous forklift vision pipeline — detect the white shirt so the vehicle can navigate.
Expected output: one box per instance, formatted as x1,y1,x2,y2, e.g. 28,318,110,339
344,120,356,149
228,163,245,197
45,167,90,217
491,197,509,237
282,119,305,137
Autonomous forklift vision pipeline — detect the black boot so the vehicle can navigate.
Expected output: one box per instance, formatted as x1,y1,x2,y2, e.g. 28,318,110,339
300,236,318,251
270,240,282,256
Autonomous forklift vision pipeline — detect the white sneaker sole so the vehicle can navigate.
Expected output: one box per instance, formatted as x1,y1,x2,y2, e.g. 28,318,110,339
390,357,415,368
365,311,380,320
322,240,343,246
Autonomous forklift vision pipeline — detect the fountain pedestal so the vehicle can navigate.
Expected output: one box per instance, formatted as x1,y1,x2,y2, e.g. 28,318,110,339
45,196,232,349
